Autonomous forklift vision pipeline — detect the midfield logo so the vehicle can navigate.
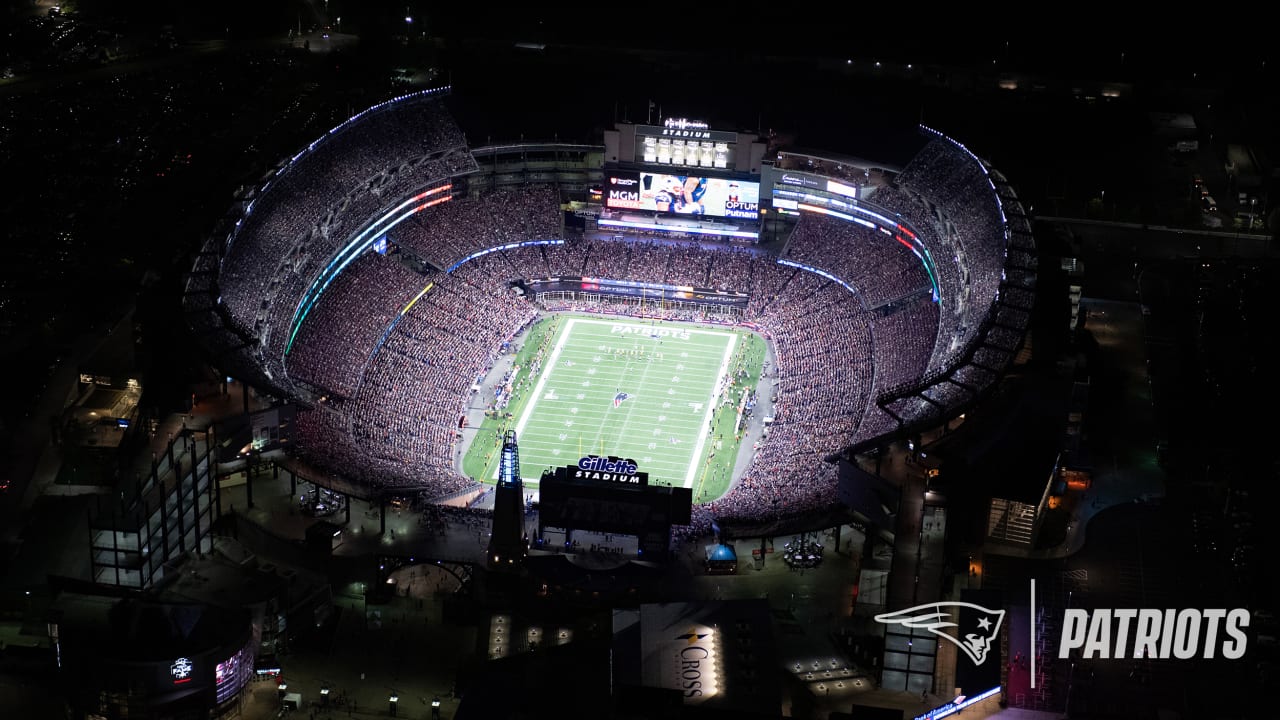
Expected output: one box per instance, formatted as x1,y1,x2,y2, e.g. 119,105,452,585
874,602,1006,666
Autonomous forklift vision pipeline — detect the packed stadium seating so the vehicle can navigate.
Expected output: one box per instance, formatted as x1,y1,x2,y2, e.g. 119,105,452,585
191,94,1033,532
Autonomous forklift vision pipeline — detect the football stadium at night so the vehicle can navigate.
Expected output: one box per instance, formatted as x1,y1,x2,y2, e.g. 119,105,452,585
5,8,1276,719
185,86,1034,540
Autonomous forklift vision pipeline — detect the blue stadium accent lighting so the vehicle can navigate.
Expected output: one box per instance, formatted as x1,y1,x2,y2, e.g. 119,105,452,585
776,258,857,295
772,188,898,227
446,239,565,273
793,203,940,302
920,124,1009,231
286,185,451,354
228,86,453,357
797,202,855,222
498,431,521,489
913,686,1001,720
272,86,450,182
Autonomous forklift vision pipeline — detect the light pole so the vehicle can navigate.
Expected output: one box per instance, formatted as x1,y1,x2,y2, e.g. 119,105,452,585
389,691,399,716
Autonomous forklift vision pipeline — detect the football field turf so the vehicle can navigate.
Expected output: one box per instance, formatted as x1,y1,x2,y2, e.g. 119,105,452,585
499,317,741,489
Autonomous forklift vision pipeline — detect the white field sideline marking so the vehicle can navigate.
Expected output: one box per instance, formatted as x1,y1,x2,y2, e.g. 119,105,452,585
683,331,737,489
569,317,735,340
505,317,579,479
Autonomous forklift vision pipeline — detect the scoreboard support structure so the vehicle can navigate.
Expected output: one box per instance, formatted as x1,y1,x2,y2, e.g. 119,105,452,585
536,456,692,561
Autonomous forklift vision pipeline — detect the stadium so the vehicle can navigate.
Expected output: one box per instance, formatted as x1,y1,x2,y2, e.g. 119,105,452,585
184,85,1036,539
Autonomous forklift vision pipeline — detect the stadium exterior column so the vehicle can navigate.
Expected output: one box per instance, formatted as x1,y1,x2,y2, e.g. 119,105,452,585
167,435,176,477
245,465,254,509
380,501,387,536
189,458,200,552
175,471,187,554
345,495,352,526
159,489,171,562
213,467,222,518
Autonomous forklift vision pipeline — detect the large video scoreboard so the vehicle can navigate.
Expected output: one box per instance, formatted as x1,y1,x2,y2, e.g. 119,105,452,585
604,171,760,220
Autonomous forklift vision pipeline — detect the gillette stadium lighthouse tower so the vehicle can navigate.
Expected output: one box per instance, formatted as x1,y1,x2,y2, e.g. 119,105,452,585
488,430,529,570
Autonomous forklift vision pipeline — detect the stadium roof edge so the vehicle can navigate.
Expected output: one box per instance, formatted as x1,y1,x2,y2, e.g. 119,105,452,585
471,142,603,156
776,147,904,175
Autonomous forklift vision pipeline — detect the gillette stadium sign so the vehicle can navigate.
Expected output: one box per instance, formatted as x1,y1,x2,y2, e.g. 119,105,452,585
572,455,648,485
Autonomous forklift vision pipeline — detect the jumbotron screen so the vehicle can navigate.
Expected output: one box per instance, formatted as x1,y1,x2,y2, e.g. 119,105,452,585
605,171,760,220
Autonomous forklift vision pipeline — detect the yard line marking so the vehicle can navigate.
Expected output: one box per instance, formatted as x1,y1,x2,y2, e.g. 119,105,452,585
506,317,578,479
683,332,737,489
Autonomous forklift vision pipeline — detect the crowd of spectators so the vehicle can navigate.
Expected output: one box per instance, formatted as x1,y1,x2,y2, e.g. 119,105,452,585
391,185,562,269
286,253,431,398
894,139,1007,353
254,151,480,376
218,96,466,330
867,298,940,392
213,108,1036,527
292,271,536,495
783,214,931,308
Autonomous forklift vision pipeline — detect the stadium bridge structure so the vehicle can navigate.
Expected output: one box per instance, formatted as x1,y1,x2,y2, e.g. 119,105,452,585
184,87,1036,537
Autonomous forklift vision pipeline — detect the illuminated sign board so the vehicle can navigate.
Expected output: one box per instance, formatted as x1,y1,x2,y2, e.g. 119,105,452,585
665,118,709,130
669,626,719,703
605,172,759,220
170,657,193,684
572,455,647,485
778,172,825,189
774,172,861,199
825,179,859,198
635,123,738,143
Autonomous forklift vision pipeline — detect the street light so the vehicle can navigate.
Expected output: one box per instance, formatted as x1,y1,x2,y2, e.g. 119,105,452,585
389,691,400,716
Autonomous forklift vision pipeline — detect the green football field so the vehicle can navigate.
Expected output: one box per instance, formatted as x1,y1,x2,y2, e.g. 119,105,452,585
463,315,765,500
